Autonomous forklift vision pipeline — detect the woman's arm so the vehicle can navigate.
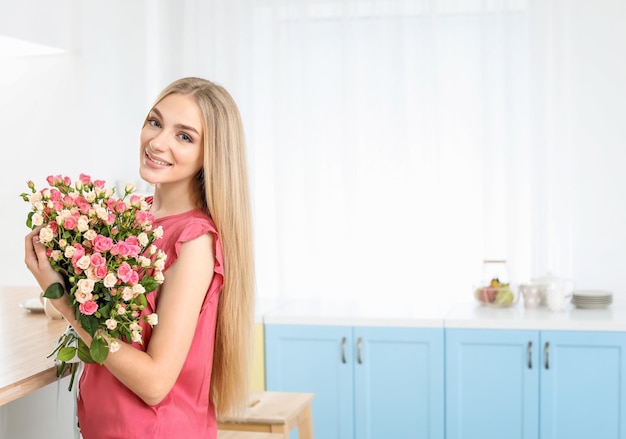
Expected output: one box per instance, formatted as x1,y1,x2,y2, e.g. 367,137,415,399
25,229,215,406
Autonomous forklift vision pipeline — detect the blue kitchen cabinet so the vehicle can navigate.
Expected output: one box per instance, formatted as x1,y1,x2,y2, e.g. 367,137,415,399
264,325,354,439
447,329,626,439
265,324,444,439
445,329,540,439
539,330,626,439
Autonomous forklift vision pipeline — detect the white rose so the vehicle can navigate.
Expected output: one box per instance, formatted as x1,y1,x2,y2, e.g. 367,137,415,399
77,216,89,232
86,267,99,281
131,331,142,344
50,250,62,261
109,340,121,353
75,181,83,190
121,287,134,301
140,200,150,211
29,192,42,203
76,278,95,295
103,273,117,288
96,207,108,221
105,188,114,198
64,246,76,258
154,259,165,271
75,280,94,304
145,313,158,326
129,322,141,332
39,227,54,244
77,255,91,270
132,284,145,295
125,182,136,193
154,271,165,284
58,239,67,249
152,226,164,239
83,230,97,241
137,233,149,247
32,212,44,226
138,256,151,267
84,191,96,203
105,318,118,330
149,245,157,256
116,305,126,315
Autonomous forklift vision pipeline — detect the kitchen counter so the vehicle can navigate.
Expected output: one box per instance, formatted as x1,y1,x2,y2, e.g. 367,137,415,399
0,286,68,406
263,297,448,327
445,300,626,331
262,297,626,332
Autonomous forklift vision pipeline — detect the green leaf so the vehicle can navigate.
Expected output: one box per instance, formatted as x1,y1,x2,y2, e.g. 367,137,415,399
26,211,34,229
79,314,99,337
139,293,147,308
43,282,65,299
141,277,158,293
99,302,112,319
90,337,109,365
77,338,95,363
57,346,77,362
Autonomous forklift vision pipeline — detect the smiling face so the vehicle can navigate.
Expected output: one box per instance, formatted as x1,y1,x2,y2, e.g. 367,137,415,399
139,93,204,189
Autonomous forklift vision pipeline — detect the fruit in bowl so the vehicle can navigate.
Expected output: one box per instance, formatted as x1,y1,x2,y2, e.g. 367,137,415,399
474,278,516,307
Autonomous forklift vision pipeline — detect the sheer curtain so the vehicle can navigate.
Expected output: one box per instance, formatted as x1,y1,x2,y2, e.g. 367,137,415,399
152,0,583,306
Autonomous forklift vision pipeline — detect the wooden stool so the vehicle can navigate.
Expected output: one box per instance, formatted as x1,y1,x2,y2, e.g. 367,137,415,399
218,432,284,439
218,391,315,439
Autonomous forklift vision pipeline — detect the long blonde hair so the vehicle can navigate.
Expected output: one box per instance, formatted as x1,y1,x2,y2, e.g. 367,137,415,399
152,77,254,419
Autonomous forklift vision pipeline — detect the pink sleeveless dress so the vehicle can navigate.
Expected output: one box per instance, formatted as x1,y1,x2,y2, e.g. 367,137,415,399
76,208,223,439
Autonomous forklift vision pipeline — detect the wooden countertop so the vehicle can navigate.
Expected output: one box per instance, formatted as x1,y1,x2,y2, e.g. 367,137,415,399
0,285,68,406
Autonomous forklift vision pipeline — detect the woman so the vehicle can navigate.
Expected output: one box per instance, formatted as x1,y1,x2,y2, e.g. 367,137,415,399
24,77,255,438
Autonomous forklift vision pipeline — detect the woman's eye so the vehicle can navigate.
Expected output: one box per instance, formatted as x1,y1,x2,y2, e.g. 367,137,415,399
148,118,161,128
179,133,192,142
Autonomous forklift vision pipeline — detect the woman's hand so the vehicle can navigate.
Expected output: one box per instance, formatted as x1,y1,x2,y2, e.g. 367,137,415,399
24,228,70,314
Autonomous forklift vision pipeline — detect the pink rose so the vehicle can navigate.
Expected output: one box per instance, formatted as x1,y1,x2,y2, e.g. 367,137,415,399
129,195,141,206
93,235,113,252
79,174,91,185
46,175,55,186
94,180,106,189
117,263,134,283
79,300,98,316
125,236,139,246
128,270,139,286
112,241,132,257
64,215,78,230
107,199,117,211
63,194,75,207
94,265,107,279
105,213,116,225
90,252,106,267
115,201,127,213
50,189,62,201
63,176,71,186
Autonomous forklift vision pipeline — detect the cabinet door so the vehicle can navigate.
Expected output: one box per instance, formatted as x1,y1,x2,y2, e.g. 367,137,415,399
446,329,539,439
354,327,444,439
265,324,354,439
540,330,626,439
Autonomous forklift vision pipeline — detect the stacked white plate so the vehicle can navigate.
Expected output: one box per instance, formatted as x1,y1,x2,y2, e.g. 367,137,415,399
571,290,613,309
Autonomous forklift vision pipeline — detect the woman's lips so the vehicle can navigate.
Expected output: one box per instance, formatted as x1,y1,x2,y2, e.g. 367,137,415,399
145,151,172,167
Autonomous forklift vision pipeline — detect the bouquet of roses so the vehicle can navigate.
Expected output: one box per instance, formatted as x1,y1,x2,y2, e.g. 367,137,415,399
21,174,166,389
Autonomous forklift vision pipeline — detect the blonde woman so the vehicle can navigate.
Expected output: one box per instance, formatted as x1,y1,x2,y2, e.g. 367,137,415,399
24,77,255,438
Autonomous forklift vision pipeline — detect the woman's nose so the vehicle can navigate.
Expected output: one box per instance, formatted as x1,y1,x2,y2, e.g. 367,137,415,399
149,136,166,151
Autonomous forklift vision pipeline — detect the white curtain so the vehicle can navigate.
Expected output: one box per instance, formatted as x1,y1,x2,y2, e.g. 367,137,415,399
146,0,624,306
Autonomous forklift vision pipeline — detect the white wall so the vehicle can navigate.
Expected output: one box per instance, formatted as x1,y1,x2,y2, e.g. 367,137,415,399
0,0,150,287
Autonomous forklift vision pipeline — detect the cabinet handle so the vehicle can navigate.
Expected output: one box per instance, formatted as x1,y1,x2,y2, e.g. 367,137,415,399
544,342,550,370
527,341,533,369
357,337,363,364
341,337,347,364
